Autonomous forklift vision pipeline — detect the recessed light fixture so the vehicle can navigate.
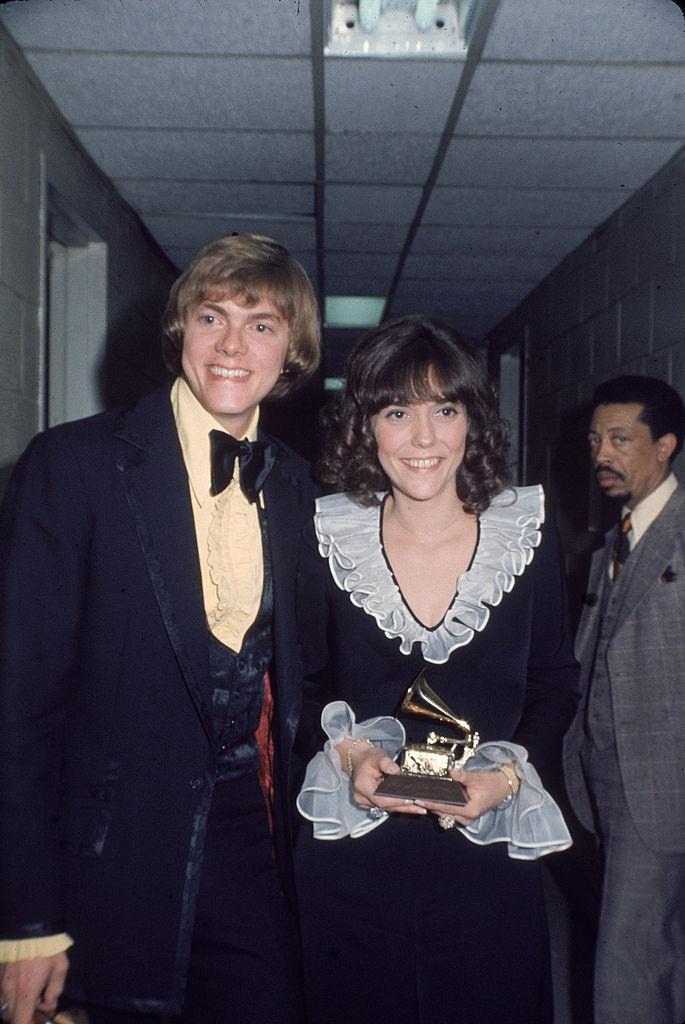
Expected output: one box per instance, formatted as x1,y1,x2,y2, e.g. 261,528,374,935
324,295,385,328
325,0,473,57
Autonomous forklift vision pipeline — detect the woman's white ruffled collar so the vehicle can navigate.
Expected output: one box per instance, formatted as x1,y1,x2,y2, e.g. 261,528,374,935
314,486,544,665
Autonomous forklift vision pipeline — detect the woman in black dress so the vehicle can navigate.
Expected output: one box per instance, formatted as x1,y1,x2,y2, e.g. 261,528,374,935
295,315,579,1024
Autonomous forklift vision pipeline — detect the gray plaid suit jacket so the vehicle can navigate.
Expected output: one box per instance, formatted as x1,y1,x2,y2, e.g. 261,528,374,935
563,483,685,855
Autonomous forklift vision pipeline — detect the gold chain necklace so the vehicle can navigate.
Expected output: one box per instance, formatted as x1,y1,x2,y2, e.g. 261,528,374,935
389,508,462,540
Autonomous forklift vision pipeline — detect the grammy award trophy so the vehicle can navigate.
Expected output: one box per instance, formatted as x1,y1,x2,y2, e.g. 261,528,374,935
375,669,479,806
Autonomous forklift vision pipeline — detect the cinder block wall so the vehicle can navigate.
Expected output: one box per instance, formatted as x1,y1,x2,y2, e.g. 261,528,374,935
0,24,177,492
489,144,685,612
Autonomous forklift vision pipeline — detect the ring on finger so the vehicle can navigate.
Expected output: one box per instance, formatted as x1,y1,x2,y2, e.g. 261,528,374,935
438,814,457,830
368,805,386,820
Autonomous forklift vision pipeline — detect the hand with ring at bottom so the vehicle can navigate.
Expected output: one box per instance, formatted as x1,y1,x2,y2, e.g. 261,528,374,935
417,766,515,828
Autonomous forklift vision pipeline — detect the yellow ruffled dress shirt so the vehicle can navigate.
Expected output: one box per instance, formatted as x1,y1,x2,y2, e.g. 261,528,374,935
171,376,264,650
0,378,265,963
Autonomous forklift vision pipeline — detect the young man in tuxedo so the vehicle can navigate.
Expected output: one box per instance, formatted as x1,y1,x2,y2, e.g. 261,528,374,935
0,234,320,1024
563,375,685,1024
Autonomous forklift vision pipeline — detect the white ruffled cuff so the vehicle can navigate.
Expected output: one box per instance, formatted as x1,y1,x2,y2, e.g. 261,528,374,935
297,707,571,859
457,741,572,860
296,701,406,839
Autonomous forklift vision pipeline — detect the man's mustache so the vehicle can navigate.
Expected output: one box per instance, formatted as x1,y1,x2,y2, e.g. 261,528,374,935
595,464,625,481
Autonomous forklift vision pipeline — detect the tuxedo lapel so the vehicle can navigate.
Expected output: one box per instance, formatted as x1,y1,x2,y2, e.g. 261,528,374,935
260,434,309,621
113,386,212,739
260,434,311,749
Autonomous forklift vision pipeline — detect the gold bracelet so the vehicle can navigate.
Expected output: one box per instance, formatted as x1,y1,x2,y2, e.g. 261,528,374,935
492,762,520,804
345,737,373,776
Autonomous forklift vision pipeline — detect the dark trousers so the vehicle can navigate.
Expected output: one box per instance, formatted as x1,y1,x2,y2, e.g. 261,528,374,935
83,774,304,1024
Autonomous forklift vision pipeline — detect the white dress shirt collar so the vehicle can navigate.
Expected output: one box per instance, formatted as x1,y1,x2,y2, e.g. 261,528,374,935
622,472,678,549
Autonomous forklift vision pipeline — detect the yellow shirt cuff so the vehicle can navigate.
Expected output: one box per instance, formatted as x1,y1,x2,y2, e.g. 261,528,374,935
0,934,73,962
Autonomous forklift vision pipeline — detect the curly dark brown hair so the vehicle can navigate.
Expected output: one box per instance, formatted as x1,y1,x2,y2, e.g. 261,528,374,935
320,315,510,513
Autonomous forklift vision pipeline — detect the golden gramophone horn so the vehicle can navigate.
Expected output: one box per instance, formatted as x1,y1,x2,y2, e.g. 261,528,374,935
400,669,472,739
375,669,478,803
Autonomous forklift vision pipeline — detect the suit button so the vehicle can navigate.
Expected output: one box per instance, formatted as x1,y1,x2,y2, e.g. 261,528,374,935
189,777,202,790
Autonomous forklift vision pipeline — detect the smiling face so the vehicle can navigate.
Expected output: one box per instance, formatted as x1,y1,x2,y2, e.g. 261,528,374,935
372,399,468,503
181,294,290,436
588,402,676,509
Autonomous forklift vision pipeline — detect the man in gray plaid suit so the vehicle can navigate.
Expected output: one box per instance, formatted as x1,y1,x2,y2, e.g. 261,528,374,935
564,375,685,1024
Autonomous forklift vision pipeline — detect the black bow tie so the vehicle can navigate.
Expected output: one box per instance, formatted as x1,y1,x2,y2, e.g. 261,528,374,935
209,430,275,503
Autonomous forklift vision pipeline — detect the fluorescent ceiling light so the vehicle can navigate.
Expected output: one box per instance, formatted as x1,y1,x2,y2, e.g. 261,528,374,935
359,0,440,32
325,296,385,328
326,0,467,57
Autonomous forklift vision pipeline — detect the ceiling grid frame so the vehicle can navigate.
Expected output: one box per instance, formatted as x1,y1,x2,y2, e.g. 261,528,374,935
0,0,682,343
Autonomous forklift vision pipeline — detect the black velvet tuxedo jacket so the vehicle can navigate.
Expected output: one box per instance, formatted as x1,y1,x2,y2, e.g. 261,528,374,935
0,384,318,1014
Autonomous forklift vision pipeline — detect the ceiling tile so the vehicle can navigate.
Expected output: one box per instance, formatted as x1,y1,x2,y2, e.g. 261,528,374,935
402,251,558,281
0,0,310,55
285,252,318,283
325,57,462,133
390,283,534,333
438,138,683,190
458,64,685,139
412,224,589,257
165,249,319,281
325,277,393,296
326,252,398,288
77,129,314,181
327,184,421,222
484,0,685,63
423,187,631,227
25,53,313,130
141,214,316,252
326,222,409,252
116,180,313,217
326,132,439,184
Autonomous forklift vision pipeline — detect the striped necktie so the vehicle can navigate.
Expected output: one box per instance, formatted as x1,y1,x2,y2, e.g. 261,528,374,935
612,511,632,578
